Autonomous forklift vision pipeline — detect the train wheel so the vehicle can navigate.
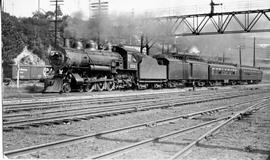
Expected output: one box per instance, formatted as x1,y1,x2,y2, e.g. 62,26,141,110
86,84,96,92
78,86,84,92
62,83,71,93
153,84,162,89
197,81,205,87
106,81,115,91
84,85,90,92
96,82,105,91
208,81,214,87
231,81,237,85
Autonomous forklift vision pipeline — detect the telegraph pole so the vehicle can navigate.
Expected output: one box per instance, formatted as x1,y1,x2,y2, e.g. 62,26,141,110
54,0,58,47
38,0,40,12
50,0,64,47
238,45,244,66
11,2,14,15
2,0,4,12
90,0,108,47
239,47,242,66
97,0,101,47
222,52,225,63
253,37,256,67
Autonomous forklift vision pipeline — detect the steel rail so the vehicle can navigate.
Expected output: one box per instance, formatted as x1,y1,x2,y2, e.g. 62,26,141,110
3,91,180,108
3,90,216,113
3,90,268,128
4,86,267,112
4,96,268,158
89,98,270,159
3,90,183,104
3,90,240,119
3,88,196,106
3,90,264,128
4,84,269,105
90,117,228,159
4,84,263,106
4,89,263,114
2,95,203,119
169,99,270,160
3,89,215,112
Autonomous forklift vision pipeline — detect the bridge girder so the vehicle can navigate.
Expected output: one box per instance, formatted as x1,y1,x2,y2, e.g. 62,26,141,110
157,9,270,36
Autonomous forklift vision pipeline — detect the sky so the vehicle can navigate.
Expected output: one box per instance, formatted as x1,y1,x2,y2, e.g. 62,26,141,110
2,0,270,45
3,0,270,19
3,0,269,40
2,0,269,66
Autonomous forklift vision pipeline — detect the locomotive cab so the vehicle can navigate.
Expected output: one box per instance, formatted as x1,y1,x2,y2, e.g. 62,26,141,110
112,46,140,71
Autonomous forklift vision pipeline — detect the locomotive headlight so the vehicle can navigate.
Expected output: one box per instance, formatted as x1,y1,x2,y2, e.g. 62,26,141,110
49,50,65,70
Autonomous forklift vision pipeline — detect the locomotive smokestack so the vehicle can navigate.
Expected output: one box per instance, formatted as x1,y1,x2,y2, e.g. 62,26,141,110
64,38,70,48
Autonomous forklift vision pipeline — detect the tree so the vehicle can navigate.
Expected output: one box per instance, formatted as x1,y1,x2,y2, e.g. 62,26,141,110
18,11,54,60
1,12,25,63
1,11,58,64
135,14,174,55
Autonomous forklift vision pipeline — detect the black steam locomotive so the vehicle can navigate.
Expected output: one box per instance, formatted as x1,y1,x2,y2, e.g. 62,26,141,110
44,40,263,93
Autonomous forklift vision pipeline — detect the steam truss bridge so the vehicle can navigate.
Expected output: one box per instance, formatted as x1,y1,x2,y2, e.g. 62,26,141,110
157,9,270,36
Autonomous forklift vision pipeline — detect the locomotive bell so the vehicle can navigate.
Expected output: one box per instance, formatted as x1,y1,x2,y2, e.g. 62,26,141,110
85,40,97,50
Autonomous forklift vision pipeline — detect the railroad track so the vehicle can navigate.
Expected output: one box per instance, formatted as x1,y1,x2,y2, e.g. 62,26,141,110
4,96,269,158
3,88,196,105
4,83,269,104
3,89,252,118
4,83,268,105
3,89,214,113
2,92,228,119
4,86,268,113
3,89,268,129
89,98,270,160
1,87,224,103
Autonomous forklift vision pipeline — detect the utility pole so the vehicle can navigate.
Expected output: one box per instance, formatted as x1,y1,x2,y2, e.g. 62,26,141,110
97,0,100,47
89,0,91,18
2,0,4,12
50,0,64,47
17,63,20,88
90,0,108,47
238,45,244,66
38,0,40,12
222,52,225,63
129,8,134,45
253,37,256,67
11,2,14,15
54,0,58,47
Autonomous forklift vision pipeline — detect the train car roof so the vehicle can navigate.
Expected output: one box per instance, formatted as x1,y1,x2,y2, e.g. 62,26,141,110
209,63,237,68
207,61,237,66
186,59,208,64
240,65,260,69
154,54,181,62
240,66,261,70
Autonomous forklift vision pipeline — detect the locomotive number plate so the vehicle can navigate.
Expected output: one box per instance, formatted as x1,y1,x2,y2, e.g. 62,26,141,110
129,64,136,69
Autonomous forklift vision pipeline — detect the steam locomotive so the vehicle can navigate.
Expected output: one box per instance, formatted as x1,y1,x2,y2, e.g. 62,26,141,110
44,40,263,93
